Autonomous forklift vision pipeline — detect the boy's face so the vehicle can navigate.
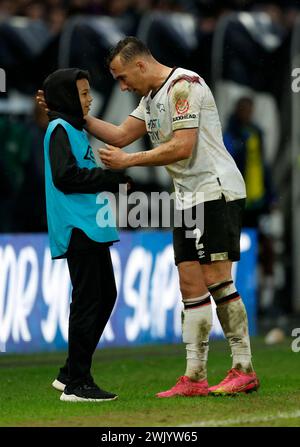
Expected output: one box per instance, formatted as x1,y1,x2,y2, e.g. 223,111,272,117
76,78,93,115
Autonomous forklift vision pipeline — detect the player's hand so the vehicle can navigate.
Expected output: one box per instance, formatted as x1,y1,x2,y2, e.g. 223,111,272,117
36,89,49,113
98,144,131,169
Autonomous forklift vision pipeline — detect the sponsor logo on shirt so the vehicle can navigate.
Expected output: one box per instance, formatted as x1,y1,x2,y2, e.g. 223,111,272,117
173,113,196,122
147,118,162,142
147,118,161,129
149,131,160,142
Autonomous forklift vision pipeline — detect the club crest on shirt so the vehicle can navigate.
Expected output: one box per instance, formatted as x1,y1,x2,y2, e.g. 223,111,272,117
156,102,165,112
175,98,189,115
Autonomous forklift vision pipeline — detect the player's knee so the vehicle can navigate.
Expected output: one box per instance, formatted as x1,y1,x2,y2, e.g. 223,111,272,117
179,279,196,297
178,261,207,298
179,273,206,297
203,262,232,287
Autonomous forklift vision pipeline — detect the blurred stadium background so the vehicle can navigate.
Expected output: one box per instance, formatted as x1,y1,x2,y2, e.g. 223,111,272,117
0,0,300,392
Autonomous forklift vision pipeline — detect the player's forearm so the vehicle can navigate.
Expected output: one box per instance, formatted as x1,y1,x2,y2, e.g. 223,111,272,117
127,140,190,167
85,116,127,147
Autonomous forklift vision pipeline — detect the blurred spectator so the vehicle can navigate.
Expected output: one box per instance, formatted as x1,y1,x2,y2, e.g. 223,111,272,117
0,113,33,232
224,97,277,222
46,0,66,7
68,0,91,15
224,96,278,316
188,2,221,86
0,0,19,16
47,5,68,35
24,0,46,20
100,0,142,34
14,102,48,232
0,103,48,232
150,0,185,12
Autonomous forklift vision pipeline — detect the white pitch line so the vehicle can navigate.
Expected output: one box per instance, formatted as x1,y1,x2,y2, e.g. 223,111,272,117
177,410,300,427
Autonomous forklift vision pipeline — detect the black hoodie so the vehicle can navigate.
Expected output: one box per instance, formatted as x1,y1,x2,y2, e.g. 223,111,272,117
43,68,128,194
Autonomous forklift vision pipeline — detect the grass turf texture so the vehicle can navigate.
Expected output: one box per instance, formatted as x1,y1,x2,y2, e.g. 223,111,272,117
0,338,299,427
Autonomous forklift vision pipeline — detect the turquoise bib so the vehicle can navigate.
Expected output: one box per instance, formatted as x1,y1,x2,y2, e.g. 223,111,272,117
44,118,119,258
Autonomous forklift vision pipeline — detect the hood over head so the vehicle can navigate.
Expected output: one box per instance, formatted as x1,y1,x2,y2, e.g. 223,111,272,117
43,68,90,129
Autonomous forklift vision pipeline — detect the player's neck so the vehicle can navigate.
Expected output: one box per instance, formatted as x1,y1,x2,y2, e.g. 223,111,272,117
150,63,173,95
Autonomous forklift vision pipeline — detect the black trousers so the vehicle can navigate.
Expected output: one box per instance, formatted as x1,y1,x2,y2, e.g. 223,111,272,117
59,229,117,386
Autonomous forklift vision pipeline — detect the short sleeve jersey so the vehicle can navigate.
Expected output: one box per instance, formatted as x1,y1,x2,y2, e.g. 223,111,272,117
130,67,246,209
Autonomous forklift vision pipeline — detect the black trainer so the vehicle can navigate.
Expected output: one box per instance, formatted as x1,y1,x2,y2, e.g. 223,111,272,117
52,371,95,392
60,382,118,402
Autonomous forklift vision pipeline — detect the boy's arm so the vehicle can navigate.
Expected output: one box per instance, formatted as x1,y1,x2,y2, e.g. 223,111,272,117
49,125,128,194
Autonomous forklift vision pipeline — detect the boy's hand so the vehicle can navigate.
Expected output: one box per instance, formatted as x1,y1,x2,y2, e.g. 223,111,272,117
36,90,49,113
98,144,131,169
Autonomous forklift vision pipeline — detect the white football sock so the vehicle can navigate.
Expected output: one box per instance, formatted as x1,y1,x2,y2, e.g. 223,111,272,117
209,280,254,373
182,293,212,381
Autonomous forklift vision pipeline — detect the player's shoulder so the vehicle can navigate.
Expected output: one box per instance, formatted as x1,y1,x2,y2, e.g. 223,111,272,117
167,68,205,94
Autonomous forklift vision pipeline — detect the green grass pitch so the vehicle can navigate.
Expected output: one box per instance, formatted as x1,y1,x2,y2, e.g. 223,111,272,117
0,338,299,427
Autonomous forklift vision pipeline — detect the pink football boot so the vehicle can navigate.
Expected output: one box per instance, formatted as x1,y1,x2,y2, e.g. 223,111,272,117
156,376,209,398
209,369,260,395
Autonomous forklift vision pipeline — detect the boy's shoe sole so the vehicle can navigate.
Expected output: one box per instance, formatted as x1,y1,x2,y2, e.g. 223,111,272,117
60,393,118,402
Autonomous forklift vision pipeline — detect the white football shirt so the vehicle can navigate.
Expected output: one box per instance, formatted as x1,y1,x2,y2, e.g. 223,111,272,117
130,67,246,209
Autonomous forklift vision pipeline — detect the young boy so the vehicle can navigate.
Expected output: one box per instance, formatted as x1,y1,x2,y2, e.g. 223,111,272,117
43,68,128,402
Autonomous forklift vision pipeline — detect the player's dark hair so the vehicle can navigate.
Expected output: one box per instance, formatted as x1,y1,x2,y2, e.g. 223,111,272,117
106,36,151,66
